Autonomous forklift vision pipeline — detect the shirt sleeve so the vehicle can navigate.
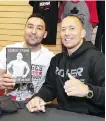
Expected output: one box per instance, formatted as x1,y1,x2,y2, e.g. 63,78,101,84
0,47,6,69
33,57,57,102
88,54,105,107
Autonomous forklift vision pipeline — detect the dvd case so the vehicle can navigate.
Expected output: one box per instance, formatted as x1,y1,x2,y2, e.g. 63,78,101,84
6,48,31,84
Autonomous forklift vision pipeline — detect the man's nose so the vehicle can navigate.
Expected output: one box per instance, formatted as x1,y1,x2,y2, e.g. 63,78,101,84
65,29,70,36
32,28,37,34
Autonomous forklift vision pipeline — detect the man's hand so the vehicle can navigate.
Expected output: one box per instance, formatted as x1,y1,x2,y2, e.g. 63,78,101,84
0,73,15,90
64,73,89,97
26,97,45,112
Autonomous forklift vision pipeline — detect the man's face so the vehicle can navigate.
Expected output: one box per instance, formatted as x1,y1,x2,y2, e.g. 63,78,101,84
60,16,85,49
24,17,47,46
17,53,23,60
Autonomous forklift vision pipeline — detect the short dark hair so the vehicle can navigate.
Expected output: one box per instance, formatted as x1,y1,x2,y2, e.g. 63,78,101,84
26,13,47,30
63,15,84,27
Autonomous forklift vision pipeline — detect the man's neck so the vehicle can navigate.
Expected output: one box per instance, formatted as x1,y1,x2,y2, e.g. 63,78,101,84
24,42,41,52
67,39,83,56
17,60,22,62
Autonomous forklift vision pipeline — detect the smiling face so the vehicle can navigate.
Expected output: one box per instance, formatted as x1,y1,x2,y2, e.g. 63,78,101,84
60,16,86,50
24,17,47,47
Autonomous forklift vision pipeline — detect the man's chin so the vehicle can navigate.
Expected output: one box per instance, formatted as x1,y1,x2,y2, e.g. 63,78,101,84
64,44,73,49
27,42,39,47
28,43,37,46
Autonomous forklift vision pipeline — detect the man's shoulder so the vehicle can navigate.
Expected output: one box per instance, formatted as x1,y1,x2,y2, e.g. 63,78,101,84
0,42,24,54
51,52,63,61
8,60,16,64
6,42,24,48
22,60,28,65
86,48,104,58
41,46,55,57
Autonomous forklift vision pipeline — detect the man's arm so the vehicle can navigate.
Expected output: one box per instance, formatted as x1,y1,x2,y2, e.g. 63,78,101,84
26,57,57,112
0,47,15,90
32,57,57,102
88,55,105,106
64,54,105,107
7,61,13,74
22,62,30,78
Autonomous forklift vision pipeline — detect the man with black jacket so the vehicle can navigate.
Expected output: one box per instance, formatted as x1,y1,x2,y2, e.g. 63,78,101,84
26,15,105,117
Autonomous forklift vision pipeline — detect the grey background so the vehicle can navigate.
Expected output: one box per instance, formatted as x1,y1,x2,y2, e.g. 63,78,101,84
0,108,104,121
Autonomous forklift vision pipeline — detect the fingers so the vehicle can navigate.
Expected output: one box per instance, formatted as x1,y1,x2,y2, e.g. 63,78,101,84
30,107,39,112
64,78,80,89
0,82,15,89
0,74,16,89
64,80,70,89
26,102,37,112
26,100,33,112
40,105,45,112
3,73,14,79
2,77,15,86
2,74,15,84
64,74,79,96
66,91,77,96
64,75,88,97
64,73,76,88
34,97,41,111
26,97,45,113
64,86,76,94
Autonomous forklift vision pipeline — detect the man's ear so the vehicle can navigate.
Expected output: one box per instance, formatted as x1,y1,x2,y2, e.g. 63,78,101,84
81,29,86,38
44,31,47,39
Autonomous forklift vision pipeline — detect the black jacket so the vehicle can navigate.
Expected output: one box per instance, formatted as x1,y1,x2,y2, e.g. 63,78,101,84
35,41,105,117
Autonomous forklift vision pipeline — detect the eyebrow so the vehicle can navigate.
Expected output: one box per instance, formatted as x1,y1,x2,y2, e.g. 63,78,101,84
27,23,44,28
61,25,76,28
37,25,44,28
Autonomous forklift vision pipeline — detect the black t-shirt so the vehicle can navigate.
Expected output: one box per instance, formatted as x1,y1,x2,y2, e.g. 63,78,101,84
29,1,58,45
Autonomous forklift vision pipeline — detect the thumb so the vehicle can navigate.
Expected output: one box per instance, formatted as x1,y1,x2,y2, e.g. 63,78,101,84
40,100,46,106
68,73,75,80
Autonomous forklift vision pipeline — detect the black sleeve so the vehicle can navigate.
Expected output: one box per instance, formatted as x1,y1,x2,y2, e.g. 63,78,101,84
89,54,105,107
34,57,57,102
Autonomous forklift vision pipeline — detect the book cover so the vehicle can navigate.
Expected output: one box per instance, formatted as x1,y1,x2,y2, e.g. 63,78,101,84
6,48,31,84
